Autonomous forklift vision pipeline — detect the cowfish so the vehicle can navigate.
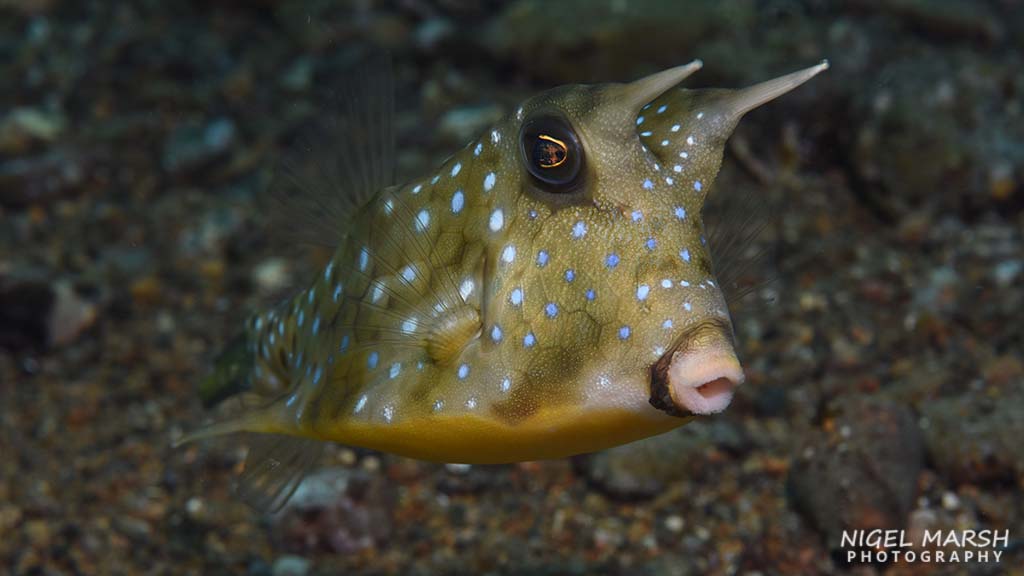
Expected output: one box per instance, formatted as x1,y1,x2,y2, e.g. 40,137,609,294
182,58,828,510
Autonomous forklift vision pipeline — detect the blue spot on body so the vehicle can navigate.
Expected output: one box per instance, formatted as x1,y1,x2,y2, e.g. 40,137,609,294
694,180,702,191
642,179,654,190
645,238,657,251
585,288,596,301
367,351,379,369
536,250,549,267
523,332,536,348
564,269,575,282
545,302,558,318
680,248,691,262
606,253,620,268
340,334,350,352
618,326,631,340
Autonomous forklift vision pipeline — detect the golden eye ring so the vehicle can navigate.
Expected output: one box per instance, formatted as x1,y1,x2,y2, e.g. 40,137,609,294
519,114,584,191
535,134,569,168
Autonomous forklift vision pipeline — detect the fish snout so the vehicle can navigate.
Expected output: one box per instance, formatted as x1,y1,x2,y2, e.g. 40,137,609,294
649,321,744,417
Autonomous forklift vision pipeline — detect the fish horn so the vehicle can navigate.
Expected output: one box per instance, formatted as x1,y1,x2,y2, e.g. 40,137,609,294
723,60,829,117
621,60,703,114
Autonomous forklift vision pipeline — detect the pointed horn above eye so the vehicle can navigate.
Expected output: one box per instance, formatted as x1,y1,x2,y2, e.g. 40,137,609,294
623,59,703,114
725,60,829,117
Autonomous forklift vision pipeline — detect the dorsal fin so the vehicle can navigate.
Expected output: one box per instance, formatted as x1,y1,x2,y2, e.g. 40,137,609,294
268,53,395,249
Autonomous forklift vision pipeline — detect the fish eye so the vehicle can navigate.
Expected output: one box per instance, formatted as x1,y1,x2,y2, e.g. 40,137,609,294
519,115,583,190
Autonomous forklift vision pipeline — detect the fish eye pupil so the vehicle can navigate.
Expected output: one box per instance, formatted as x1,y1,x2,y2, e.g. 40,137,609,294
534,134,568,168
519,115,584,191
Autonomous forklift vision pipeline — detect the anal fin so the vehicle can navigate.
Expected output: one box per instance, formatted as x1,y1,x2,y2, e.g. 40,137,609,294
236,433,325,513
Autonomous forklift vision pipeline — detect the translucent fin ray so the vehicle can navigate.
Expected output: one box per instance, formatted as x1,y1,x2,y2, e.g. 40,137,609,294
236,433,324,513
267,53,396,249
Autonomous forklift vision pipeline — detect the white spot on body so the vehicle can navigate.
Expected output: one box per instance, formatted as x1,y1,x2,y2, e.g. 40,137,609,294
450,162,461,177
657,104,667,114
661,278,674,289
694,180,702,191
354,395,367,414
401,317,417,333
489,209,504,231
643,178,654,190
383,198,394,215
382,405,394,423
501,244,517,263
401,265,417,283
491,129,501,144
636,284,650,301
572,221,587,238
389,363,401,379
483,172,496,192
680,248,691,262
674,206,687,220
412,184,423,194
686,135,695,146
459,279,475,301
501,377,511,392
474,142,483,156
491,324,503,342
371,282,385,303
415,209,431,232
510,287,523,306
466,397,478,409
451,190,465,213
457,363,470,380
671,124,680,132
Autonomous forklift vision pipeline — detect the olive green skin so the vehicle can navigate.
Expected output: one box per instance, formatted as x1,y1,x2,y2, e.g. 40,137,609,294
223,57,836,465
243,80,742,439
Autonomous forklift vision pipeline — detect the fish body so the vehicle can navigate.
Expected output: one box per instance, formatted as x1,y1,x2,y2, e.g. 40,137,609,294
186,59,828,507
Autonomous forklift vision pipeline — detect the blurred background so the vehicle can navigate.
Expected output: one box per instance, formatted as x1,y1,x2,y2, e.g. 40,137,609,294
1,0,1022,574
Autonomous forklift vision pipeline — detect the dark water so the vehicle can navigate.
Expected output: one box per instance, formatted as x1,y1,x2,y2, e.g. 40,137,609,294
1,1,1022,574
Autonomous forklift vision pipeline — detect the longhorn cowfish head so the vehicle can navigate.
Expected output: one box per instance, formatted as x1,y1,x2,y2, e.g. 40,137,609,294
186,60,828,509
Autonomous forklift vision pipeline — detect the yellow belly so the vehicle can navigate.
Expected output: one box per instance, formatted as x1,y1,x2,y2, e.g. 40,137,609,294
313,405,689,464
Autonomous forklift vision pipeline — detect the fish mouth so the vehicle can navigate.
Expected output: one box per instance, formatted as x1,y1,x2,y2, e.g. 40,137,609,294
649,321,745,417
